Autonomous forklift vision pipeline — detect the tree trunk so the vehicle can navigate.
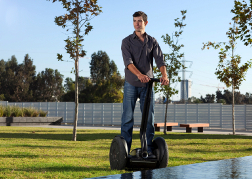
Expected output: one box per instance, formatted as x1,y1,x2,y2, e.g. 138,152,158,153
164,94,169,135
232,82,235,135
72,0,80,141
231,28,235,135
163,80,170,135
73,59,79,141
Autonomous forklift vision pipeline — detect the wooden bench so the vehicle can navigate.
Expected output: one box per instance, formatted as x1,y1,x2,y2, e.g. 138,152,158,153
180,123,209,133
154,122,178,132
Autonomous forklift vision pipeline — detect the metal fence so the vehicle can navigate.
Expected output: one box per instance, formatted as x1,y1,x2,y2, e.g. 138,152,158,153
1,101,252,130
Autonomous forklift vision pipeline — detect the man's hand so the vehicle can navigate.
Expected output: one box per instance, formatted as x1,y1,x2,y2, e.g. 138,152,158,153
159,66,169,85
127,64,150,83
137,74,151,83
160,76,169,86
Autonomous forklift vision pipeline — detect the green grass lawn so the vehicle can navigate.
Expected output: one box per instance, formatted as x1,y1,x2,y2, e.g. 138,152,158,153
0,126,252,179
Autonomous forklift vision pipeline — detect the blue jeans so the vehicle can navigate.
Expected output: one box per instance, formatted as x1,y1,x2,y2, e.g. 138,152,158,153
121,81,155,153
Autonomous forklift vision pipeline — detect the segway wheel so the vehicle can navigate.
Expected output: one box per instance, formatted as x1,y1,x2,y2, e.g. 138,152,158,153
153,137,168,168
109,136,128,170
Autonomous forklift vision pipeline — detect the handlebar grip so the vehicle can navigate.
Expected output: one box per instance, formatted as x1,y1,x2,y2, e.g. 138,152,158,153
135,78,160,83
150,78,160,82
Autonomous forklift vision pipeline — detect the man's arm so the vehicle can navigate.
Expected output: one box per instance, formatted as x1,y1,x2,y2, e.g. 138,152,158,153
151,38,169,86
127,64,150,83
159,66,169,86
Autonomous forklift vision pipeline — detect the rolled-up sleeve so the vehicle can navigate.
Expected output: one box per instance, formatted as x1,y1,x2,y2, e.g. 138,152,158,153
153,38,166,69
121,39,133,69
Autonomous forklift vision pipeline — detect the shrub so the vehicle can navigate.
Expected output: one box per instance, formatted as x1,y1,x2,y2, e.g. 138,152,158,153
4,106,11,117
0,106,47,117
23,107,34,117
0,94,5,101
0,106,4,117
32,110,40,117
39,110,48,117
11,106,24,117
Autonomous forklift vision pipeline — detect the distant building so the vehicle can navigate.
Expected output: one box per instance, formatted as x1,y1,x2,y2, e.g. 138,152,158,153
180,80,191,101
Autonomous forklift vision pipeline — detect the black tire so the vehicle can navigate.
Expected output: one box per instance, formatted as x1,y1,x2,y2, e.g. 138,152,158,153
153,137,168,168
109,136,128,170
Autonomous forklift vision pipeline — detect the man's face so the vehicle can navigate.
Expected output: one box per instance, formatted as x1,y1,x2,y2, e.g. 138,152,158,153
133,16,148,32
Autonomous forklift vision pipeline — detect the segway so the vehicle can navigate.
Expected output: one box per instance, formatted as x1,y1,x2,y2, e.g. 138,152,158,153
109,78,168,170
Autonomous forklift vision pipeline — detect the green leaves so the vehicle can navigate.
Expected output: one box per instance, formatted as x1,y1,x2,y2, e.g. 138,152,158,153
154,10,187,101
203,19,252,90
231,0,252,46
48,0,102,63
57,53,63,61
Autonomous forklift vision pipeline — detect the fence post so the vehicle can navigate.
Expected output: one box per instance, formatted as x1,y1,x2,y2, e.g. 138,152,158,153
64,102,67,124
92,103,94,126
56,102,58,117
208,103,210,125
47,102,49,117
174,104,176,122
163,104,165,123
244,105,247,131
196,104,199,123
102,103,104,126
185,104,187,123
111,103,114,126
220,104,223,128
83,103,85,125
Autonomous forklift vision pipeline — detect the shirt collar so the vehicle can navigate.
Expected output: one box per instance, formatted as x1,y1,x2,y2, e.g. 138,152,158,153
131,31,148,39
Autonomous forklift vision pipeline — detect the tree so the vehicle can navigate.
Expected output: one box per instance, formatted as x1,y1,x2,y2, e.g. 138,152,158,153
188,96,202,103
78,76,90,91
218,89,246,104
48,0,102,141
216,90,224,103
61,51,124,103
61,76,91,102
79,74,124,103
86,50,124,103
200,94,215,103
0,56,19,101
64,77,75,92
34,68,64,102
231,0,252,46
202,20,252,135
0,59,6,100
153,10,187,134
90,51,119,83
12,54,36,102
244,92,252,104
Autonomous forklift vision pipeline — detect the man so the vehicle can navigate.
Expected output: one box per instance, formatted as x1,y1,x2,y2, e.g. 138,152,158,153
121,11,169,158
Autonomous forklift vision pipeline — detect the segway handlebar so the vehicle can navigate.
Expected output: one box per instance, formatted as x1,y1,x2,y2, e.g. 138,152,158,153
149,78,160,83
135,78,160,83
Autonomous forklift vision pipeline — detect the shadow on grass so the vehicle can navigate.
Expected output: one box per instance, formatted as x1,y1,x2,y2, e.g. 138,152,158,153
2,165,113,176
0,154,40,159
173,147,252,154
0,153,105,159
0,144,74,149
156,133,252,140
0,131,252,141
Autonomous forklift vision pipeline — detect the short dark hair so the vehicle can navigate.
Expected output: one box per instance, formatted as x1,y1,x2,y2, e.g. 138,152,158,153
133,11,147,22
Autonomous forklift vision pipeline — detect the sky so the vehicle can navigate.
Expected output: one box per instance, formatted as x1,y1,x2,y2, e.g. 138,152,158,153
0,0,251,101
